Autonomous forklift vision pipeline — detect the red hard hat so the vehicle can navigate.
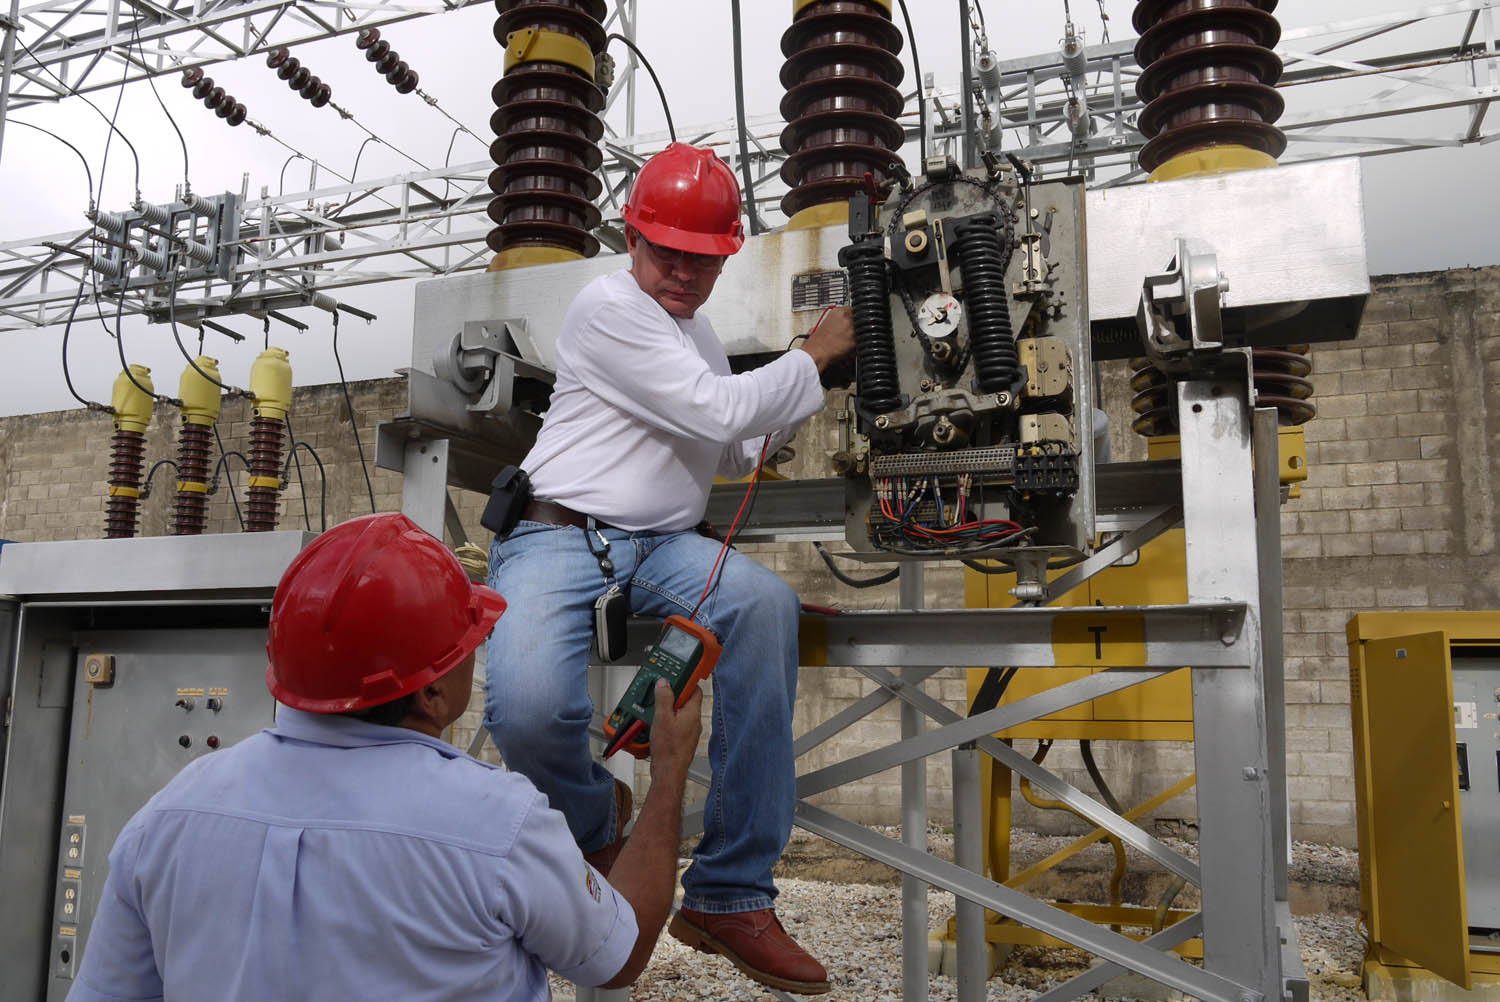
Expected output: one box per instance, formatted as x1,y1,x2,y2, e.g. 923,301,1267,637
266,513,506,713
622,143,745,256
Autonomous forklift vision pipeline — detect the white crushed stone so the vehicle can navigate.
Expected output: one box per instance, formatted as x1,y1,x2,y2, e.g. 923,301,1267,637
549,833,1367,1001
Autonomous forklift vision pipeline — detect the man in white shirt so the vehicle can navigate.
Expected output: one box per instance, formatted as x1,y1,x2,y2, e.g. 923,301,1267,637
483,143,854,995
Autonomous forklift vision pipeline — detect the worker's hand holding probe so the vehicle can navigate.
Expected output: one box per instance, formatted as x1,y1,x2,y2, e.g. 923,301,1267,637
598,680,702,988
798,305,856,374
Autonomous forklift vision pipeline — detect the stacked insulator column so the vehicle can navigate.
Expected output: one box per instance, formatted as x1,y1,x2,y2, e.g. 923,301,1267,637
779,0,905,220
354,29,419,94
1132,0,1286,175
1130,0,1315,437
245,348,293,533
266,48,332,107
173,358,223,536
106,366,155,539
487,0,607,269
180,68,247,126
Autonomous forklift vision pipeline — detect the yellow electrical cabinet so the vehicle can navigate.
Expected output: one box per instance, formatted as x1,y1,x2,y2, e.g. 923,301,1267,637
1347,612,1500,994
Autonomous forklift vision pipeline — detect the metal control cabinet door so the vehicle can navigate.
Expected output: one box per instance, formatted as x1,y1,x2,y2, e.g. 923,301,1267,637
1363,631,1470,989
46,629,275,1002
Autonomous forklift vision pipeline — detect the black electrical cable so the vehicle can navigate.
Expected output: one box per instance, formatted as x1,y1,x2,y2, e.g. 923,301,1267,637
278,153,305,196
1080,740,1123,815
282,414,314,532
97,42,134,206
606,33,675,142
139,458,181,499
892,0,928,164
109,292,176,406
14,37,141,198
131,24,188,188
814,542,900,589
281,440,328,532
212,427,248,530
728,0,760,236
331,313,377,514
971,0,988,34
10,120,94,205
58,281,110,411
968,665,1018,717
167,274,242,398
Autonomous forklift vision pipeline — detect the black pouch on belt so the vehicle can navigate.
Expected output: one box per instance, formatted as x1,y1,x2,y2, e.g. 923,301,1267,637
480,465,532,536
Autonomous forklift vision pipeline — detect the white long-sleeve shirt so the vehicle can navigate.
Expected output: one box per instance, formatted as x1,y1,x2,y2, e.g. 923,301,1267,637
524,270,824,532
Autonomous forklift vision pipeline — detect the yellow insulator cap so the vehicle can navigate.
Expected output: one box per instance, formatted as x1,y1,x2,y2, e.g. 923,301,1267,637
1147,145,1279,183
486,246,584,271
178,357,224,427
250,347,293,421
784,202,850,232
111,365,155,433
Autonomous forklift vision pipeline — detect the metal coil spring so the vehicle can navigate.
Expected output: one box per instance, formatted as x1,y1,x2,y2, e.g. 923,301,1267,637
840,240,902,414
173,423,213,536
950,216,1019,394
105,430,146,539
246,416,284,533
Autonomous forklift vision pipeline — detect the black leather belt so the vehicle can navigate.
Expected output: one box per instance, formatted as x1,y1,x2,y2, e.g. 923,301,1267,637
523,499,612,531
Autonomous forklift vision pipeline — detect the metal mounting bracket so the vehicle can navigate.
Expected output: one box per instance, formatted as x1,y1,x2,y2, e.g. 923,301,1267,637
1136,237,1229,374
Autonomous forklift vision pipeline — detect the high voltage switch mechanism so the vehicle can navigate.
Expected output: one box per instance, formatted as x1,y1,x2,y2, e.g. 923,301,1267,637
837,155,1093,567
87,194,239,295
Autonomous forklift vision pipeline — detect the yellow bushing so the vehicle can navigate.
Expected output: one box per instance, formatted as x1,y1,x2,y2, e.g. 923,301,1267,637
1147,144,1279,183
250,347,293,421
795,0,890,14
785,202,850,232
504,27,595,79
110,365,155,433
486,246,585,271
178,357,223,427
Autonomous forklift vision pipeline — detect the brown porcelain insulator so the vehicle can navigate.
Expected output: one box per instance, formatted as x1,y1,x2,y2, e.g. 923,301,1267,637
1132,0,1286,173
245,416,284,533
1129,344,1315,437
488,1,606,258
779,0,906,217
105,430,147,539
172,423,214,536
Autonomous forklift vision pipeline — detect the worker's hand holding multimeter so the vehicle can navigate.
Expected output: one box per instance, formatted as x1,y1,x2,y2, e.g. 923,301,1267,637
602,615,721,759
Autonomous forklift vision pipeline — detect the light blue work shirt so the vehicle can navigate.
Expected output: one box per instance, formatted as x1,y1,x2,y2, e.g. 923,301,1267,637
68,706,636,1002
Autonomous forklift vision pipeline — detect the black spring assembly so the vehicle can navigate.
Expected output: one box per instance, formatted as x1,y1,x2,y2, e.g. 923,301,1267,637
950,213,1020,395
838,238,902,415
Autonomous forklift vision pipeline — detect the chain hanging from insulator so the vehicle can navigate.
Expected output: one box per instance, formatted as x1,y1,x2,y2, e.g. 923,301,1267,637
265,47,332,107
779,0,906,218
354,29,420,95
838,239,901,414
106,365,155,539
950,214,1020,395
1132,0,1286,174
180,68,247,126
173,357,223,535
487,0,607,267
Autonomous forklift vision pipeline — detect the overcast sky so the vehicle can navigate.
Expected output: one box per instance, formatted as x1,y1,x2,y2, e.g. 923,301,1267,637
1,0,1495,417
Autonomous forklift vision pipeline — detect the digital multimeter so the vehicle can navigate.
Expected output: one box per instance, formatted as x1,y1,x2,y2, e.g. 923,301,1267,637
602,615,722,759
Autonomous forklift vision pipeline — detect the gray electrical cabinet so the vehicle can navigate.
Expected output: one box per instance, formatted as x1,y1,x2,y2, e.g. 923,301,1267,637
0,532,311,1002
1454,656,1500,932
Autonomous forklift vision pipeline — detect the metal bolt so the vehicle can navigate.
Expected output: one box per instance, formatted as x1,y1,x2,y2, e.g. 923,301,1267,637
919,379,934,392
1242,766,1260,781
875,415,890,430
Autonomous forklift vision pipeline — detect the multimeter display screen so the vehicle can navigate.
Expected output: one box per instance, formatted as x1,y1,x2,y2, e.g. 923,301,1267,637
658,627,700,661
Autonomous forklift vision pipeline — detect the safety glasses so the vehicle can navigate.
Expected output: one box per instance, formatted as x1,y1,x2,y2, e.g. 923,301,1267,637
638,234,726,273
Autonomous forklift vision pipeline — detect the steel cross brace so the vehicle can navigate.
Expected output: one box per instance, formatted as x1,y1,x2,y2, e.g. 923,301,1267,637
794,803,1256,1002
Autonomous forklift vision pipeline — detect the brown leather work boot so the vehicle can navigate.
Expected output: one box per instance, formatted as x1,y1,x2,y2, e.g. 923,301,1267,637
582,778,632,878
669,905,831,995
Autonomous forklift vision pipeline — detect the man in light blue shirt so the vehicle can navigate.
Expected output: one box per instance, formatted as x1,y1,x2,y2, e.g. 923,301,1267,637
68,513,700,1001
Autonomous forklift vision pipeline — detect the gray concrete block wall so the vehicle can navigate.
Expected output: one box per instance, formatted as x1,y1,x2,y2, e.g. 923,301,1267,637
2,264,1497,847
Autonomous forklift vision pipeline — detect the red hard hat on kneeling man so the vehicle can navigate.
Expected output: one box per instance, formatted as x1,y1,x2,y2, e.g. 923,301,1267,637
266,512,506,713
622,143,745,256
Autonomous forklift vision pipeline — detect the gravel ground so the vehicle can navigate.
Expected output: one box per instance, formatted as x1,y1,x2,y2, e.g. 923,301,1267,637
550,833,1367,1002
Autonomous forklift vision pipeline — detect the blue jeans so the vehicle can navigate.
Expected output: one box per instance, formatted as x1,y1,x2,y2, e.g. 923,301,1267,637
484,521,800,914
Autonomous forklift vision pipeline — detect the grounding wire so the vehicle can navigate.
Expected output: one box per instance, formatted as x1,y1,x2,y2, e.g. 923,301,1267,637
13,37,141,200
284,440,328,532
109,289,179,407
282,414,315,532
59,279,112,412
729,0,760,236
212,425,248,530
331,313,377,514
892,0,928,164
9,120,94,206
606,33,675,142
167,273,250,400
130,23,188,189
